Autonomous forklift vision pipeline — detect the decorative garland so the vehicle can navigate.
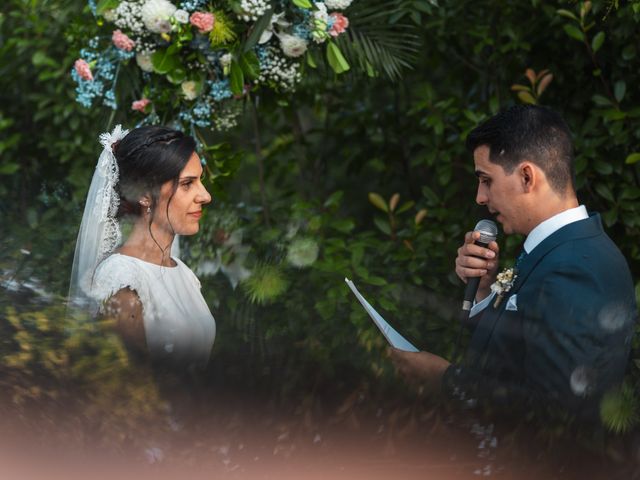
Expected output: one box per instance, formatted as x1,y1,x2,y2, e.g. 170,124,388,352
73,0,354,133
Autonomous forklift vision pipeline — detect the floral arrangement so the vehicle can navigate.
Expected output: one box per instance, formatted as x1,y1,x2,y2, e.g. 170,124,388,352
73,0,355,134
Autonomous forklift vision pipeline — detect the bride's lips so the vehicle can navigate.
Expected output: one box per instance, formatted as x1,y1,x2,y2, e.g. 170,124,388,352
188,211,202,219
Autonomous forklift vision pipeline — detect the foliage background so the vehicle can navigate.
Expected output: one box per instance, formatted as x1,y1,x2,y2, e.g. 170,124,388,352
1,0,640,465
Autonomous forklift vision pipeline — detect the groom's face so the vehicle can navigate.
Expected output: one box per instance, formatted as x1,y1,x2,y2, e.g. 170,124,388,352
473,145,526,235
155,152,212,236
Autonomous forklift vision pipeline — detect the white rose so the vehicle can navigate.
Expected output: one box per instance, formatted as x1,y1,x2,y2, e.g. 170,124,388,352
102,8,117,22
278,33,308,58
313,2,329,23
324,0,352,9
141,0,177,33
136,53,154,72
219,53,233,68
173,9,189,24
181,80,199,100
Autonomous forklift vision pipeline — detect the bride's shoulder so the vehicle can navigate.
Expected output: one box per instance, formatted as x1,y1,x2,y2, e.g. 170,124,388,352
90,254,149,303
95,253,141,276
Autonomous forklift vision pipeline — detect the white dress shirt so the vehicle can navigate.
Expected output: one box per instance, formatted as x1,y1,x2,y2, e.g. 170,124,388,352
470,205,589,316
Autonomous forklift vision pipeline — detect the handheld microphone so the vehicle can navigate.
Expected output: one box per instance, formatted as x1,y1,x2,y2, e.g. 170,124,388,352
460,219,498,321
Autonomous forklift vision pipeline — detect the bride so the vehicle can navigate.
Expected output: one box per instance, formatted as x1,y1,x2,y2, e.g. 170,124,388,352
69,125,216,367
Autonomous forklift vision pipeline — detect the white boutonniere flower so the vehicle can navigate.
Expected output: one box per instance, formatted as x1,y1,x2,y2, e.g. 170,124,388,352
490,267,517,308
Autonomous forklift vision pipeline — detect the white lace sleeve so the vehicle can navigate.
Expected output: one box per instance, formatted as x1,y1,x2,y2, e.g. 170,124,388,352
88,255,154,317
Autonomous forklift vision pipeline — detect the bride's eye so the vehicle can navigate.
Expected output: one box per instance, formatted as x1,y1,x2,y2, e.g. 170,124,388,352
180,181,192,190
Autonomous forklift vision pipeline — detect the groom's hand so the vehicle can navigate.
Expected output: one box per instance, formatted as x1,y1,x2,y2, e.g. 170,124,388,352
455,230,500,302
388,348,450,391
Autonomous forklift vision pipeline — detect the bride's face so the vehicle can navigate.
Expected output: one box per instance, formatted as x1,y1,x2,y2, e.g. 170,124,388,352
154,151,211,236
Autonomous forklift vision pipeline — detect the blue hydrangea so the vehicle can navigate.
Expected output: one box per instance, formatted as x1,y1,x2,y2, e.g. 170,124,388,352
88,0,97,16
178,99,213,128
255,46,268,62
72,69,105,108
104,89,117,110
71,47,120,109
292,23,312,40
209,79,233,101
116,49,135,61
179,0,207,11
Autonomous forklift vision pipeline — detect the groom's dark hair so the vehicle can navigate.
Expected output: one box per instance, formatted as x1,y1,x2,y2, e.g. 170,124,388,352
466,105,575,194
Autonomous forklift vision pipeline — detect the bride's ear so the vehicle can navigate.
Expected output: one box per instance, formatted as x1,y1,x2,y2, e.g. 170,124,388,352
138,194,152,208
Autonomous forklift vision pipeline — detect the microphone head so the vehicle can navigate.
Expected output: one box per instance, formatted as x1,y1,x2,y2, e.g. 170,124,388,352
474,219,498,244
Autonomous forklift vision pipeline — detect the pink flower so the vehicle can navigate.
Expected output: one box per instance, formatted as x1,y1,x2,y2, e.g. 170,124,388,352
131,98,151,112
190,12,215,33
112,29,135,51
74,59,93,81
329,13,349,37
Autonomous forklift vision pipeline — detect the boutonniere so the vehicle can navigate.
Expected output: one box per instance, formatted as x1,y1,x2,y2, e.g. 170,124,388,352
490,267,518,308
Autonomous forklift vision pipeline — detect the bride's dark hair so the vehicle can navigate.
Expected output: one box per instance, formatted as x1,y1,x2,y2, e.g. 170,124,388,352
112,125,196,218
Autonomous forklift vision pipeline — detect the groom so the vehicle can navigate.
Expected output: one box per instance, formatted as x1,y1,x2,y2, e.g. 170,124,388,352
391,105,637,422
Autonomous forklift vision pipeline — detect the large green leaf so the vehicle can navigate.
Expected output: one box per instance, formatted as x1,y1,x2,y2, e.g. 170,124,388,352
334,0,420,81
229,60,245,96
326,41,350,74
243,9,274,53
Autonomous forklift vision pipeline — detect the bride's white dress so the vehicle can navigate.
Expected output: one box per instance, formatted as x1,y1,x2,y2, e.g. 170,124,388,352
88,253,216,366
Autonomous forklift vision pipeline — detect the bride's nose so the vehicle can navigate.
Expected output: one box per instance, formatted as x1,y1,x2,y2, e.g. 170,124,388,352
196,184,212,205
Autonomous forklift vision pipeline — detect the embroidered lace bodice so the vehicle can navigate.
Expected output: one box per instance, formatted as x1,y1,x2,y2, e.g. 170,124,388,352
88,253,216,365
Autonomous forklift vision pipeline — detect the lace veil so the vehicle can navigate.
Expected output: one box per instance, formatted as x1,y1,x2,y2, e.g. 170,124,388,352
68,125,129,316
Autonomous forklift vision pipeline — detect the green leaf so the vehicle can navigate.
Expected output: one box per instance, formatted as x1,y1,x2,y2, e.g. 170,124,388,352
31,51,56,68
592,94,613,107
517,91,536,105
326,41,350,74
323,190,343,208
373,217,391,235
368,192,388,212
166,67,187,84
0,162,19,175
243,9,273,53
366,276,387,287
229,60,244,96
557,9,579,21
620,187,640,200
594,160,613,175
563,24,585,42
396,201,415,214
614,81,626,103
625,153,640,165
592,31,605,52
331,219,355,233
292,0,313,8
602,208,618,227
238,51,260,80
595,184,614,203
96,0,120,15
622,45,636,61
306,51,317,69
151,49,181,74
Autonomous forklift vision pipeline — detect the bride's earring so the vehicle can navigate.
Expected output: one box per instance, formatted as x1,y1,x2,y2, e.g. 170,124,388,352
140,201,151,214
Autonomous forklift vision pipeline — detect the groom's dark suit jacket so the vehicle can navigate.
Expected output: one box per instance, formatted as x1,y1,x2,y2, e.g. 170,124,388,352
443,214,637,421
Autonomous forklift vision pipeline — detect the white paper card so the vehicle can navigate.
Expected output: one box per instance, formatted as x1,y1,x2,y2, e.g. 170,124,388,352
344,278,419,352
